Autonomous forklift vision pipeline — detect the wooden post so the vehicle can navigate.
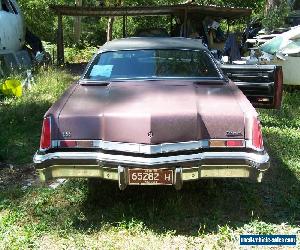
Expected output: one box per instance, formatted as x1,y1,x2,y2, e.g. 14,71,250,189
170,15,173,35
57,14,64,65
122,15,126,38
183,8,188,37
227,19,230,36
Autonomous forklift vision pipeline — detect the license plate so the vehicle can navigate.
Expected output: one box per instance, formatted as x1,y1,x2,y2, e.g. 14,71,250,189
128,168,173,185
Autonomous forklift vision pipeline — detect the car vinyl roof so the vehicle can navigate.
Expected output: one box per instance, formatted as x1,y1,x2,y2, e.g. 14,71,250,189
100,37,207,52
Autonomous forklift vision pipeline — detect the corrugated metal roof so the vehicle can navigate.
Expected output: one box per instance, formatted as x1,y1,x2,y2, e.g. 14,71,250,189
50,4,251,19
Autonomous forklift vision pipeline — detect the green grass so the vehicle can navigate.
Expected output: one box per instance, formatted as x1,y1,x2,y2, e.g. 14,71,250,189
0,70,299,249
43,42,98,64
64,46,98,64
0,67,74,164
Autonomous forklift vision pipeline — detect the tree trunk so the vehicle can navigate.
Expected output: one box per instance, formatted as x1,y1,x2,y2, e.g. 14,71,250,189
265,0,281,13
106,17,115,42
106,0,123,42
74,0,82,43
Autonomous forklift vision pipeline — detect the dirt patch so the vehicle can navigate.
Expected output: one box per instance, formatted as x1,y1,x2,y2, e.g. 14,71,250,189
0,163,68,190
0,164,39,189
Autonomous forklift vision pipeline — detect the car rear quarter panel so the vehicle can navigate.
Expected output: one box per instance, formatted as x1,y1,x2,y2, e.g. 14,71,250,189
44,82,79,139
228,80,258,140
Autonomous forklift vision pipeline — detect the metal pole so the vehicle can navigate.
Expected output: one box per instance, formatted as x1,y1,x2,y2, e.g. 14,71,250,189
57,14,64,65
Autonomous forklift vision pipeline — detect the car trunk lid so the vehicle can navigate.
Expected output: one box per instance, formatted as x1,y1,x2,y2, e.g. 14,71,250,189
56,80,246,144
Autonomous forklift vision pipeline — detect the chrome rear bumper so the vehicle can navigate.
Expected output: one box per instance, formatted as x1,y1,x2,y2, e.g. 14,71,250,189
34,151,269,167
34,150,270,190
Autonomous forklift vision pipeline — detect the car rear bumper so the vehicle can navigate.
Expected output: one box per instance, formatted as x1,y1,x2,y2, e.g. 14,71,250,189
34,150,270,189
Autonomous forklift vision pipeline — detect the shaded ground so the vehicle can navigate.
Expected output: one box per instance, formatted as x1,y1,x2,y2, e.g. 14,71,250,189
64,62,87,76
0,155,299,248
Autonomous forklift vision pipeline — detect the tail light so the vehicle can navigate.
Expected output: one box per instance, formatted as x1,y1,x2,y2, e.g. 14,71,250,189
60,140,77,148
252,118,263,150
210,139,245,148
226,140,244,147
40,117,51,150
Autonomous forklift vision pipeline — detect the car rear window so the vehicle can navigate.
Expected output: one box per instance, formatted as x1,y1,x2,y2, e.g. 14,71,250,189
85,49,221,81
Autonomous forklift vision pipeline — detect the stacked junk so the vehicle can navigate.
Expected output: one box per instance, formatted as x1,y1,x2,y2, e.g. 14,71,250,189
0,0,48,97
238,25,300,86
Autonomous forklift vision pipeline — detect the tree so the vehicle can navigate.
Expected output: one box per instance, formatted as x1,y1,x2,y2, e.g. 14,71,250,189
292,0,300,9
18,0,268,45
263,0,290,31
265,0,281,14
74,0,83,43
106,0,123,41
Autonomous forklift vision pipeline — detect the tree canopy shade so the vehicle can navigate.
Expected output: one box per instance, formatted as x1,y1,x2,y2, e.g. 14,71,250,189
18,0,265,47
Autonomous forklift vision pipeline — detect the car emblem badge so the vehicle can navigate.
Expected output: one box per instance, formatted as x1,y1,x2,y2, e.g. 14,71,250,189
226,130,242,137
148,131,153,138
63,131,72,138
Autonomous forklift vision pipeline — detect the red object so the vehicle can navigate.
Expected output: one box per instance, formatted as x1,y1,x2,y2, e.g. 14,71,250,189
226,140,244,147
40,117,51,150
60,140,77,147
274,66,283,109
252,118,263,149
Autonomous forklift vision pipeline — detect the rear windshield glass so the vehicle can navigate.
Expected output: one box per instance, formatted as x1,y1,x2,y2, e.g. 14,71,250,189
84,49,221,80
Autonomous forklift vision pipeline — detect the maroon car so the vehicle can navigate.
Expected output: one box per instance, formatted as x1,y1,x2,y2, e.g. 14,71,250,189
34,37,283,190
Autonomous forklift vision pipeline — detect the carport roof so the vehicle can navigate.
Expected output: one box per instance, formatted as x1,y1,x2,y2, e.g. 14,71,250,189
50,4,252,19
